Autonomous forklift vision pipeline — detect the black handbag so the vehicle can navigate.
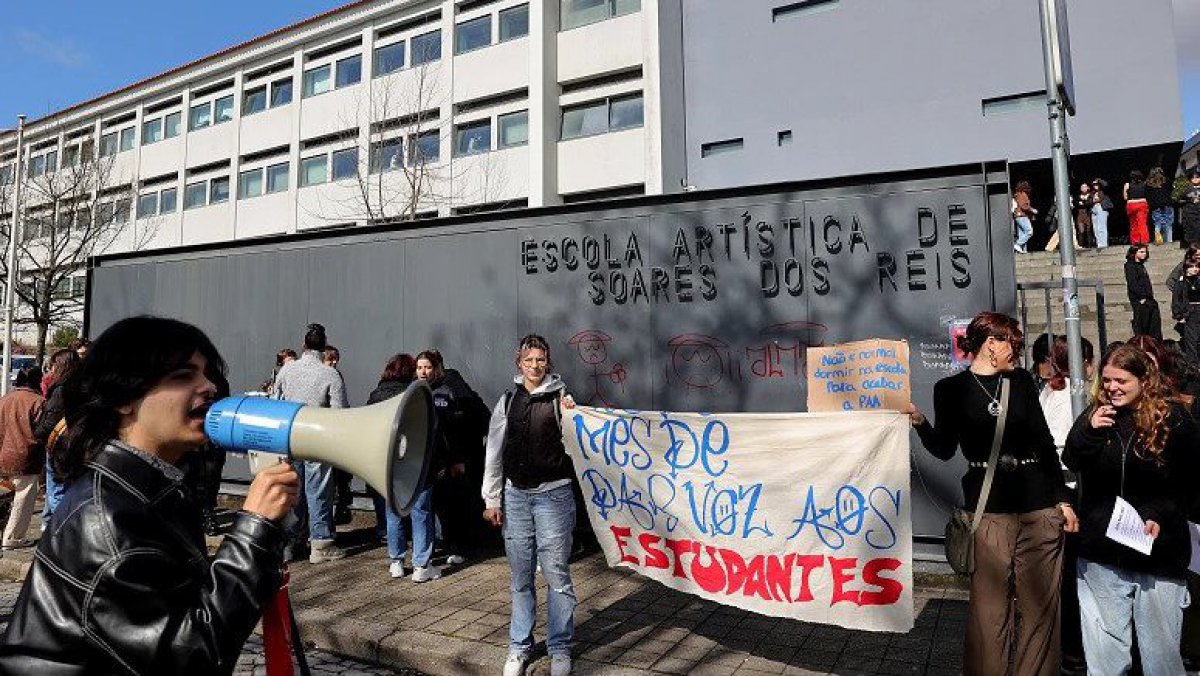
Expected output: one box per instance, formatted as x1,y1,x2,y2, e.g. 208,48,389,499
944,377,1010,575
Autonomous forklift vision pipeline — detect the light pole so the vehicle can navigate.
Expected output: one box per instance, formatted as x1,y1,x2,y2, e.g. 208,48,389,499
2,115,26,395
1038,0,1086,416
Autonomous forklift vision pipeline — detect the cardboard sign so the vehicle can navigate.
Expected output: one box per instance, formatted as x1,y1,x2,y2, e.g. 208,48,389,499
806,339,911,412
565,407,914,633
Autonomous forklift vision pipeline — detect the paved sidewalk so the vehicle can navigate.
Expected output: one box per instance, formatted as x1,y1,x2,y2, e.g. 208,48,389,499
0,506,968,675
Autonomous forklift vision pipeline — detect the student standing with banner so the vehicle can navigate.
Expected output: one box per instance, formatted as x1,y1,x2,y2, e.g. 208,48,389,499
905,312,1078,676
482,334,576,676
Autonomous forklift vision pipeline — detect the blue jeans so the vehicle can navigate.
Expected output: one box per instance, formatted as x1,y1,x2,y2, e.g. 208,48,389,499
1152,207,1174,243
1077,558,1190,675
1092,204,1109,248
504,483,576,657
383,484,435,566
1014,216,1033,251
41,453,66,529
288,460,336,542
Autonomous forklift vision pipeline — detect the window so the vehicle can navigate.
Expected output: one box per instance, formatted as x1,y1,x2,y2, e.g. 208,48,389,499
561,94,643,139
99,133,118,157
214,95,235,124
266,163,289,193
609,94,643,130
455,120,491,156
45,151,57,174
238,169,264,199
28,155,45,178
498,110,528,148
271,78,293,107
561,100,608,139
777,130,793,146
210,176,230,203
70,277,86,298
561,0,639,30
303,65,332,98
137,193,159,219
412,131,440,163
701,138,744,158
772,0,839,22
119,128,136,151
143,118,163,145
331,148,358,180
412,31,442,65
300,155,328,186
335,55,362,88
500,4,530,41
456,16,492,54
374,41,406,76
243,86,268,115
164,112,182,138
160,187,178,213
184,181,207,209
113,198,131,223
189,103,212,130
371,138,404,173
63,145,79,167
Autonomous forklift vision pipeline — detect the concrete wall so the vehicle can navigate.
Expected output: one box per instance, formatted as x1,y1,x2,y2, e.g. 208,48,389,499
88,162,1013,544
682,0,1183,189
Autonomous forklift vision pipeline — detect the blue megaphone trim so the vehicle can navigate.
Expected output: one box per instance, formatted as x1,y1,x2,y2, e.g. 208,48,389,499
205,396,303,456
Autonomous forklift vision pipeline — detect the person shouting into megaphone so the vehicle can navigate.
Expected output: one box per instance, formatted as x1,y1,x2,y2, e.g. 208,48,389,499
0,316,300,675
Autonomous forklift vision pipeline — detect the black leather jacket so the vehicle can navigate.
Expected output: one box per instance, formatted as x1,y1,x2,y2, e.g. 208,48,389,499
0,443,287,675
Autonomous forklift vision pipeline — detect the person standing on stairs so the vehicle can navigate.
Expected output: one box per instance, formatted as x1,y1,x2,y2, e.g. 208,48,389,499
1171,257,1200,359
1125,245,1163,341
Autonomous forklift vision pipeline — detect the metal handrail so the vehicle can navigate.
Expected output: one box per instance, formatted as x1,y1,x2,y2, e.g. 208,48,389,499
1017,278,1108,367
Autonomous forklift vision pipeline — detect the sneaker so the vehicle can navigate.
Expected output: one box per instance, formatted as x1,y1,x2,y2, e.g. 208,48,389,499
550,653,572,676
411,565,442,583
445,554,466,566
388,561,407,578
308,540,347,564
503,652,529,676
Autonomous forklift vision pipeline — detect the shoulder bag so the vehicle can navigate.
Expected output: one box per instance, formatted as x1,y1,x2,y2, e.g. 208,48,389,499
944,377,1010,575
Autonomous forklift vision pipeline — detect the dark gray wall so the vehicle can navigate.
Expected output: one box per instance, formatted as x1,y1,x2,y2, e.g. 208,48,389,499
681,0,1182,189
89,164,1013,542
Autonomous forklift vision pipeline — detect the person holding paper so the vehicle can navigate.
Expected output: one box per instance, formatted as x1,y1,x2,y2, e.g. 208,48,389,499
905,311,1078,676
1064,344,1200,676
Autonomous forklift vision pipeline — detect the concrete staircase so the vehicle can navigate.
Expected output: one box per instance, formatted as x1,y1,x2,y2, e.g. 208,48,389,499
1013,243,1185,350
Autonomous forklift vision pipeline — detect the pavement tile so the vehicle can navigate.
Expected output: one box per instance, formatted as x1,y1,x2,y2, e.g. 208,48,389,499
652,656,701,674
833,653,884,675
610,647,660,668
740,655,788,674
876,660,927,674
631,637,680,655
662,642,715,661
752,641,798,664
687,664,740,676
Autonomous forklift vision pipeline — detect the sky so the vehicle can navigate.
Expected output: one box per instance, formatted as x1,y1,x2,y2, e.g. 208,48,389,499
0,1,1198,139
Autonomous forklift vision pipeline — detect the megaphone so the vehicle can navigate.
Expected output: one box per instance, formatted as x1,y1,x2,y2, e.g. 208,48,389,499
205,381,433,515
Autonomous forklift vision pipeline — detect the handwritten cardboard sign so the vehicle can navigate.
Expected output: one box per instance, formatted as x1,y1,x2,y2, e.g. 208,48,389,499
565,407,913,633
806,339,911,412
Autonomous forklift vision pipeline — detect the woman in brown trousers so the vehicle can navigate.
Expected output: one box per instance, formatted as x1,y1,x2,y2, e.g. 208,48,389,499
905,312,1079,675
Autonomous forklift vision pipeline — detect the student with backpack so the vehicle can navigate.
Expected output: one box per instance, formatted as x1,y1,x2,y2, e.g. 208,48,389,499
482,334,577,676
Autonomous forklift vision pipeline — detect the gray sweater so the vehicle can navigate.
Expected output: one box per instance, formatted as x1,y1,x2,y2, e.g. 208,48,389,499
271,351,347,408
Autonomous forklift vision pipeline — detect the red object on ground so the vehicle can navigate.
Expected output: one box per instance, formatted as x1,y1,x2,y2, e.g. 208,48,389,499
263,568,297,676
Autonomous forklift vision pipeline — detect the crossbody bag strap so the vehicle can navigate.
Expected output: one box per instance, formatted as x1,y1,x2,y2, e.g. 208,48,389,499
970,377,1010,535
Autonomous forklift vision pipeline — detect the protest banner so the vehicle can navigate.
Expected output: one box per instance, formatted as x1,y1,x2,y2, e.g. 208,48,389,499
565,407,913,633
806,339,911,412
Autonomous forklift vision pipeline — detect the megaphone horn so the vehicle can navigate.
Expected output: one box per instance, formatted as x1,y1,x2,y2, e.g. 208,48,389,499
205,381,434,515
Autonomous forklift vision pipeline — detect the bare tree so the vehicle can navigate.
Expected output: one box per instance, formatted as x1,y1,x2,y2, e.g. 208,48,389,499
0,124,157,358
312,54,512,226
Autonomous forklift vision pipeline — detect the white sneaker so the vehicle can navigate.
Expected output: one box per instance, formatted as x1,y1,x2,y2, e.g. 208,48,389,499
445,554,466,566
503,652,528,676
389,561,406,578
411,565,442,583
550,653,572,676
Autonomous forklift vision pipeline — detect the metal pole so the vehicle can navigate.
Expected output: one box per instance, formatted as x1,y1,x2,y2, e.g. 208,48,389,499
2,115,26,396
1038,0,1086,416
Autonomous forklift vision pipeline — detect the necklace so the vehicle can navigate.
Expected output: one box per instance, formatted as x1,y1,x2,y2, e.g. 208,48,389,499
970,372,1003,417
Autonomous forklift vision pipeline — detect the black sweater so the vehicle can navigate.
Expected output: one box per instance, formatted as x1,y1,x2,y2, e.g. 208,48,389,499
1125,260,1155,304
1063,404,1199,578
915,368,1070,513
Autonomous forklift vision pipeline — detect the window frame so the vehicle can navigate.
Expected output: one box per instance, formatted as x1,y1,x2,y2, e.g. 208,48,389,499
454,119,492,157
299,154,329,187
99,133,118,157
238,168,264,199
209,176,231,204
455,15,493,55
243,86,268,116
331,147,359,181
189,102,212,131
498,110,529,148
270,78,293,107
560,0,641,31
160,187,178,213
411,30,442,66
184,181,207,210
302,64,333,98
136,192,159,219
213,95,235,125
335,54,363,89
118,127,136,152
370,138,404,174
411,130,441,164
164,111,182,138
560,93,644,140
266,162,289,193
499,4,531,42
142,117,164,145
373,40,406,77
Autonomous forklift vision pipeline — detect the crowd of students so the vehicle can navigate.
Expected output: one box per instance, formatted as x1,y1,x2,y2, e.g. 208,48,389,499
907,312,1200,675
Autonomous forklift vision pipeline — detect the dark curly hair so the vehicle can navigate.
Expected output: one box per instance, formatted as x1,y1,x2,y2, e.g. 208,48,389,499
56,316,228,481
955,312,1023,360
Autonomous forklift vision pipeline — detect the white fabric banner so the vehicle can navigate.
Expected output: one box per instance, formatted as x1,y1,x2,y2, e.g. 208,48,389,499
564,407,913,633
